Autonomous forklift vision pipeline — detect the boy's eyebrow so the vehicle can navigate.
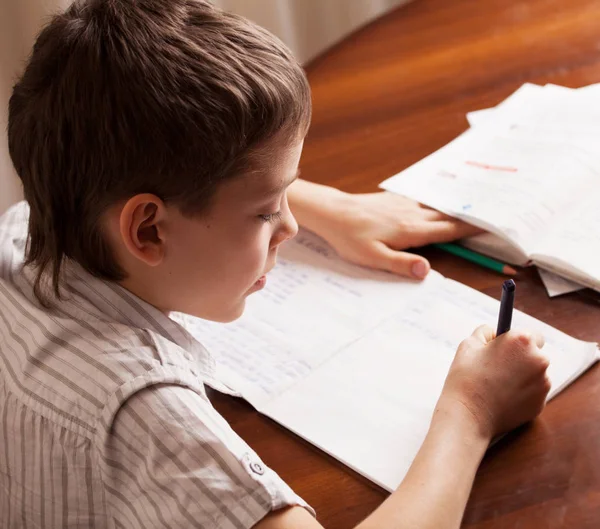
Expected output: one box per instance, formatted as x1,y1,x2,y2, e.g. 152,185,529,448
266,169,301,196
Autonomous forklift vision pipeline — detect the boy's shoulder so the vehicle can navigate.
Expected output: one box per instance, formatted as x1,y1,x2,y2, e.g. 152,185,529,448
0,278,209,436
0,204,213,436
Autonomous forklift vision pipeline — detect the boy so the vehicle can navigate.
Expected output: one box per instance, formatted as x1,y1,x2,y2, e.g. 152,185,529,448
0,1,550,528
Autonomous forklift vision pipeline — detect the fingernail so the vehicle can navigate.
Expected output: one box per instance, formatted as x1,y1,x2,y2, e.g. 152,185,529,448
411,260,429,279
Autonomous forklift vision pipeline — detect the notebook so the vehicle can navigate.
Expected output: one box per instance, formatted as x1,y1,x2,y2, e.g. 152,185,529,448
379,83,600,294
181,229,599,492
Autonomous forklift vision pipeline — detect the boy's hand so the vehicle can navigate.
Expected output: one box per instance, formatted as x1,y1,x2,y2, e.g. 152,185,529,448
315,191,482,279
440,325,551,440
287,180,482,279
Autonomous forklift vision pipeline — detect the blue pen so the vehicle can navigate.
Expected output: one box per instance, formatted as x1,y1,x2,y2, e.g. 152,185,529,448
496,279,515,336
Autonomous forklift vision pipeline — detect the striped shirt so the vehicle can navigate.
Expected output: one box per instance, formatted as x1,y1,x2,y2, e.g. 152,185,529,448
0,201,311,528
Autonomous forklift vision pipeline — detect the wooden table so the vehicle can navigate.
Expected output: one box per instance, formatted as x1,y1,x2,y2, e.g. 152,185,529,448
211,0,600,526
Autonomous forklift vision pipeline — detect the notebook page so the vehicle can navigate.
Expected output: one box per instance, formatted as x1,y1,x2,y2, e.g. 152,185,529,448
184,229,434,407
531,188,600,291
458,235,586,298
467,84,583,134
466,83,545,128
537,269,584,298
380,132,597,255
261,276,598,492
576,83,600,96
460,232,530,266
472,85,600,153
510,89,600,139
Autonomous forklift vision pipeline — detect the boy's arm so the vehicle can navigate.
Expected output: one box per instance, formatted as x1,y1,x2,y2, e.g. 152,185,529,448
287,179,482,279
255,398,488,529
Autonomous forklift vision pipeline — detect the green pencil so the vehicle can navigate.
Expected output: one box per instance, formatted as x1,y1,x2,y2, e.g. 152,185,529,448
433,242,517,275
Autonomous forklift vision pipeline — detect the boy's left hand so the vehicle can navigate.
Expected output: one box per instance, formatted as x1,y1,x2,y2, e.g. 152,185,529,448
288,181,482,279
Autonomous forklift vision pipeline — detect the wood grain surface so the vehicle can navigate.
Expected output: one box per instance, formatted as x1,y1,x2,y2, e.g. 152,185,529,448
210,1,600,526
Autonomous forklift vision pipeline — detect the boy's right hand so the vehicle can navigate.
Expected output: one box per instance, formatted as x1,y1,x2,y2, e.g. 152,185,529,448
440,324,551,440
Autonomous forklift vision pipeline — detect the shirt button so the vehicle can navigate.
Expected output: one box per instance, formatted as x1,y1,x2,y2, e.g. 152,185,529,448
249,462,265,475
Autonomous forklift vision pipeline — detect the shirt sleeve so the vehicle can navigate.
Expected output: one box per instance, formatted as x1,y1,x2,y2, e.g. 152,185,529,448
99,383,313,529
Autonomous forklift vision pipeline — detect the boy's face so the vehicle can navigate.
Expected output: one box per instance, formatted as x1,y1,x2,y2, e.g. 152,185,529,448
147,139,302,322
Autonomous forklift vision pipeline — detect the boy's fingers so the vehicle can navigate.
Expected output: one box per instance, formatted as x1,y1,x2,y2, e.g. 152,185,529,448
471,324,496,344
535,332,545,349
472,327,545,350
423,220,485,244
504,330,545,350
370,242,431,279
389,219,483,250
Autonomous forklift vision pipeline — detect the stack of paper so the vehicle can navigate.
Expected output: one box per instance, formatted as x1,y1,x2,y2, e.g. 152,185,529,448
182,229,599,492
380,83,600,297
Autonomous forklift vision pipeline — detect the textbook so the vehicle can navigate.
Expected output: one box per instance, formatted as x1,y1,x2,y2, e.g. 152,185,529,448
182,229,599,492
380,83,600,295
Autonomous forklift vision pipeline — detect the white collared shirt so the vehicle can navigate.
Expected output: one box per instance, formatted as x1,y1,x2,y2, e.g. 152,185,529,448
0,201,312,528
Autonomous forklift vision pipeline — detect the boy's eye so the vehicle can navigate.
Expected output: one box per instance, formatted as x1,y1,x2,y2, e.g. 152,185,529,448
258,211,283,223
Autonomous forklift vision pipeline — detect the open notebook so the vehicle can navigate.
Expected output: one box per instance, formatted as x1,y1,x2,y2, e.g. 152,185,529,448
181,229,598,492
380,83,600,293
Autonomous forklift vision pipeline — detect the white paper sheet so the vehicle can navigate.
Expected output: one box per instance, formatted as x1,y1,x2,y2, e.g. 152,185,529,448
380,131,599,256
184,230,598,491
381,81,600,292
537,269,584,297
262,274,597,491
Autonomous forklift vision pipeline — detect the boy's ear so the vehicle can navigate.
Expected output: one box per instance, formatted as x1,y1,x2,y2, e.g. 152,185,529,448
119,194,167,267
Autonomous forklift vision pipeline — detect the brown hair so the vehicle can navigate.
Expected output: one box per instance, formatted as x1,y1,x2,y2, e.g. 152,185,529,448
8,0,311,305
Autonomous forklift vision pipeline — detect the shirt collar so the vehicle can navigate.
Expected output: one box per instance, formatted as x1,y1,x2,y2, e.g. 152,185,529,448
62,262,217,377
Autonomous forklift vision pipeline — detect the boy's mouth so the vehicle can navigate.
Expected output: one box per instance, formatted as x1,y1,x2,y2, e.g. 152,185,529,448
250,263,274,292
253,275,267,289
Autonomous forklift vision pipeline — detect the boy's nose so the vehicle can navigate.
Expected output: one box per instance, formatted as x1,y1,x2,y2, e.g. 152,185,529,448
283,211,299,241
272,210,298,248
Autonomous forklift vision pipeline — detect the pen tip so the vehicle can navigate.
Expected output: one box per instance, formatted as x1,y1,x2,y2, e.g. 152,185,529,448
503,265,518,276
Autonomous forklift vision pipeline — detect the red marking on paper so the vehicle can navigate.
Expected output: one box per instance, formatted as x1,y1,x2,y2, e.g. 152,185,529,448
465,160,518,172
